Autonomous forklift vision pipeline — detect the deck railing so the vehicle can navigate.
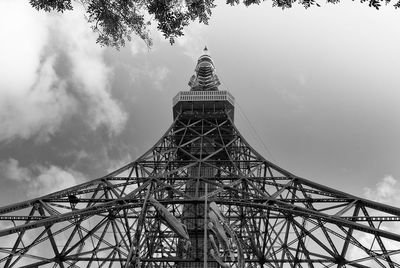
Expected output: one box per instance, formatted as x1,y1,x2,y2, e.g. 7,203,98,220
173,90,235,107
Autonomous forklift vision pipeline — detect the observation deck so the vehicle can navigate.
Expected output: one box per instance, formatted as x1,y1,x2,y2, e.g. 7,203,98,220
173,90,235,106
172,90,235,120
172,47,235,120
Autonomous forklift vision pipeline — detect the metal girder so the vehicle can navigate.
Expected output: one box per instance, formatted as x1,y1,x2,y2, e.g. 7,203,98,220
1,111,400,268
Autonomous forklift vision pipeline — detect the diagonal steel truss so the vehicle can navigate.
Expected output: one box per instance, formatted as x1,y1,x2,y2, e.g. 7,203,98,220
1,108,400,268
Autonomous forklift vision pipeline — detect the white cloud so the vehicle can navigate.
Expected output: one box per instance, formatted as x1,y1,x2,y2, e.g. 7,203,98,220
53,10,128,135
28,165,84,197
0,0,128,143
149,66,170,91
364,175,400,205
0,158,31,182
347,175,400,266
176,23,206,60
0,1,75,142
105,153,133,174
274,87,305,114
130,64,170,91
130,38,150,56
0,56,76,142
0,0,48,92
0,158,86,197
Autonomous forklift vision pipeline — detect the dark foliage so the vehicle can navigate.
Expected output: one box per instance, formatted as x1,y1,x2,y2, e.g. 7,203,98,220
30,0,73,12
30,0,397,49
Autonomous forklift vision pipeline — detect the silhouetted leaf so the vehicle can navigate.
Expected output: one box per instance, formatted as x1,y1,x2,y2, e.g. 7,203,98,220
369,0,381,9
300,0,320,8
226,0,240,5
30,0,72,12
327,0,340,4
244,0,262,6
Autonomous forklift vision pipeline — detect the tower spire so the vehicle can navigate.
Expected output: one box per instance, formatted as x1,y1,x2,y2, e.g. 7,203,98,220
188,47,221,91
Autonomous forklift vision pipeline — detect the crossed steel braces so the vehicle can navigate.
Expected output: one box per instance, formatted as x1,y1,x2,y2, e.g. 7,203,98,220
1,51,400,268
1,113,400,268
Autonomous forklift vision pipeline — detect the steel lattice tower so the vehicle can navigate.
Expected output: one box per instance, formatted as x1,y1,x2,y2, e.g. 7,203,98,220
1,49,400,268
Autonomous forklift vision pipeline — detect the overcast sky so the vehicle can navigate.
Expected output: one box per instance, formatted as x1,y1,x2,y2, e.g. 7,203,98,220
0,0,399,209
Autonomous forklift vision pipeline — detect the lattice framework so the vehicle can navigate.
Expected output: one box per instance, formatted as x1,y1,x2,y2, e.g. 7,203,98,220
1,111,400,268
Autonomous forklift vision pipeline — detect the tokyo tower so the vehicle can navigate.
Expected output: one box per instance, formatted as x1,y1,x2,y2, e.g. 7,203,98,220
1,48,400,268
